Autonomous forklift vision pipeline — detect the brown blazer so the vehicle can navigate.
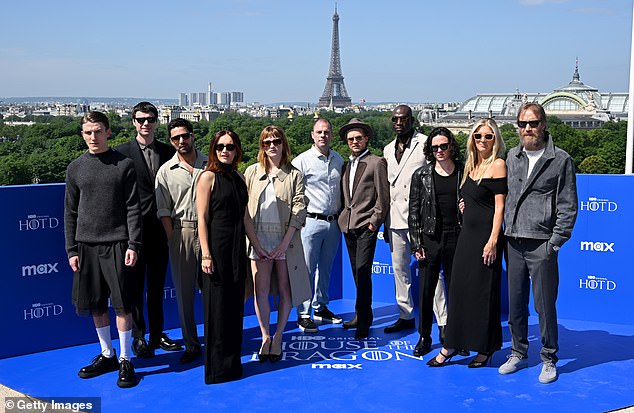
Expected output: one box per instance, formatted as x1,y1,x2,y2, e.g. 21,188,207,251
338,153,390,233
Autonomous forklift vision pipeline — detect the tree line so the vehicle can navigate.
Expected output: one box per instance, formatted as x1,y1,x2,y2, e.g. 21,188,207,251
0,111,628,186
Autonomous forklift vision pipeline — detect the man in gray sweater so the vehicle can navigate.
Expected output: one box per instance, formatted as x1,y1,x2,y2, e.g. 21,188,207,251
64,111,142,388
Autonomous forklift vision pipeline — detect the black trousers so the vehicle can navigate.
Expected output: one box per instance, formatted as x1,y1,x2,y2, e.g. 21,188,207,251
131,214,169,342
343,227,379,329
418,226,459,338
203,274,246,384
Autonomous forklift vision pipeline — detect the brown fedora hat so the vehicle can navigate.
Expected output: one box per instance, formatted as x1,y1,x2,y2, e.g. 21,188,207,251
339,118,373,140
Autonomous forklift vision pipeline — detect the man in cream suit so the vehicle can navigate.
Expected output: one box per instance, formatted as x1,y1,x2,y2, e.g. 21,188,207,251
338,119,389,339
383,105,447,335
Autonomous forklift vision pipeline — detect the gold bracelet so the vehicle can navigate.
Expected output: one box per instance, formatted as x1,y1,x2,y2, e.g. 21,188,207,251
201,255,212,260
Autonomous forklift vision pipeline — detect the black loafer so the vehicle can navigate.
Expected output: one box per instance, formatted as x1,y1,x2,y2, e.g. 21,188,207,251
78,351,119,379
413,336,432,357
116,359,139,388
343,316,358,329
180,348,202,364
132,337,154,358
384,318,415,333
150,334,183,352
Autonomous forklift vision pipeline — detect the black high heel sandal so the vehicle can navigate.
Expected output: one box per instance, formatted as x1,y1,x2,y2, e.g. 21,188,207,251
468,353,492,368
258,338,271,362
269,337,282,363
427,349,459,367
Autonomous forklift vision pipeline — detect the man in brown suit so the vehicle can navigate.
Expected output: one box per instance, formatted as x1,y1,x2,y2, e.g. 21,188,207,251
338,119,390,339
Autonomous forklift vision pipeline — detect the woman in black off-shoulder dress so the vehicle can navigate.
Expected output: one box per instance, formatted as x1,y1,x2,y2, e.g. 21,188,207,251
428,118,507,368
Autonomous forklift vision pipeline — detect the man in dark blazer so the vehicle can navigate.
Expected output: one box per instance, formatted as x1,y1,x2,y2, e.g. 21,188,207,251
116,102,181,357
338,119,390,339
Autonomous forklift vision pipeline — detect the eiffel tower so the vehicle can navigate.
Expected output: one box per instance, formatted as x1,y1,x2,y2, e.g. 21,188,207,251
318,5,352,108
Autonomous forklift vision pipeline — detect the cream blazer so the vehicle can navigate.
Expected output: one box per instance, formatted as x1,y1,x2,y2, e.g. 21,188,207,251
383,131,428,230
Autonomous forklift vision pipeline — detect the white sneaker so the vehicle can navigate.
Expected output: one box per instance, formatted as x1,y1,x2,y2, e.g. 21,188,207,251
538,361,558,384
498,354,528,375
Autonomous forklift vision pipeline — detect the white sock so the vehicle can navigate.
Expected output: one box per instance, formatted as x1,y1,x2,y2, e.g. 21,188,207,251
118,329,132,361
96,326,114,358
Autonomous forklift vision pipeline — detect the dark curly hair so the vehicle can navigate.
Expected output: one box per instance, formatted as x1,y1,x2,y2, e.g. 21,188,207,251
423,127,461,163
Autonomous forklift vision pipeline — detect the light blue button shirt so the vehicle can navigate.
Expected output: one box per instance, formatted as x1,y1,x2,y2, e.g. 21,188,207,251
292,145,344,215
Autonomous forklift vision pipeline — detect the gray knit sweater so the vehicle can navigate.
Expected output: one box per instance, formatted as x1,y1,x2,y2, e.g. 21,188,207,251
64,149,143,258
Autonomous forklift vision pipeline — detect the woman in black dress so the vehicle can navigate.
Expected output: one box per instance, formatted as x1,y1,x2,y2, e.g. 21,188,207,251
428,118,507,368
196,130,248,384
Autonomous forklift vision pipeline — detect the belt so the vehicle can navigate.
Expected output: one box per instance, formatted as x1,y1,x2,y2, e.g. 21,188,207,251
173,220,197,229
307,212,338,222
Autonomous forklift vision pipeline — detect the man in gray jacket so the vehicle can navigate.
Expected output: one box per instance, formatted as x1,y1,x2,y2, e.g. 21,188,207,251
499,103,578,384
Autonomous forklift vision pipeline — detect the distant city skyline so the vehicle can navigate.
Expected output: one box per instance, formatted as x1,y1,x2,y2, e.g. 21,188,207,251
0,0,631,104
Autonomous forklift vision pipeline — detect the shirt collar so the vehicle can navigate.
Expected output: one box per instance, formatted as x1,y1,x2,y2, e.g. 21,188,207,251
311,144,331,159
349,149,369,161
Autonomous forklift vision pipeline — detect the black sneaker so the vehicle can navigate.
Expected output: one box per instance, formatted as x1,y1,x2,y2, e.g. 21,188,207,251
78,351,119,379
314,308,343,324
297,318,318,333
117,358,138,388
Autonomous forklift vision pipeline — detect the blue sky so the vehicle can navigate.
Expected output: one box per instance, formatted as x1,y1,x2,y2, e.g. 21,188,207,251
0,0,631,103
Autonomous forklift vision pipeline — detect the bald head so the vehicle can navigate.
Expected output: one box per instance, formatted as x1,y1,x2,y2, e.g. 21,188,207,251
392,105,414,136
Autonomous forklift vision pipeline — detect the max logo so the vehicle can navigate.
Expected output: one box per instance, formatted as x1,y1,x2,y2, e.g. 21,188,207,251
312,364,363,369
579,241,615,252
21,263,59,276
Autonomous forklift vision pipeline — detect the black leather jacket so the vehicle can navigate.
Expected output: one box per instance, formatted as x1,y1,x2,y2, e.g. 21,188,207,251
408,161,463,253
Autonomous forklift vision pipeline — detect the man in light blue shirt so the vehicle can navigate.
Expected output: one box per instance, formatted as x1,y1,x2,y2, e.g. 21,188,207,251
292,118,344,333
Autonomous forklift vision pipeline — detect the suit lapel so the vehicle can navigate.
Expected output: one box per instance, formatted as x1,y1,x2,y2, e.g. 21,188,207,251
130,140,153,183
342,161,351,205
396,138,418,176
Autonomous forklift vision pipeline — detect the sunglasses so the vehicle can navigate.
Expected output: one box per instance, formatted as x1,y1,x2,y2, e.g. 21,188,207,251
431,143,449,152
170,132,191,142
391,116,410,123
262,138,282,148
215,143,236,151
134,116,157,124
517,120,541,129
474,133,494,141
347,135,365,142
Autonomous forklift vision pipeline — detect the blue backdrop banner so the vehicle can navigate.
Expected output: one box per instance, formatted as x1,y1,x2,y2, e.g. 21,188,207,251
1,174,631,359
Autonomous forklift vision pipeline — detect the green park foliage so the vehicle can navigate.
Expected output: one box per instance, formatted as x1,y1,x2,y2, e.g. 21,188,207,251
0,111,629,186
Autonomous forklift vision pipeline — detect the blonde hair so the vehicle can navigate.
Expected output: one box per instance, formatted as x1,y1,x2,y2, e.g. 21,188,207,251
257,125,291,172
461,118,506,186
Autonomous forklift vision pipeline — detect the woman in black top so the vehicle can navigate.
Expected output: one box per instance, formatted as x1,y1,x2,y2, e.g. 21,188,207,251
196,130,249,384
408,127,462,357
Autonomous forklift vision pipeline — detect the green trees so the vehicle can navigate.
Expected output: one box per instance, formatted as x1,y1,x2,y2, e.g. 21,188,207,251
0,112,630,185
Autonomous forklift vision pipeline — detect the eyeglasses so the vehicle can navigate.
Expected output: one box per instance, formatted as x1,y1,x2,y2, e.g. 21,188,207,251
517,120,541,129
431,143,449,152
134,116,157,124
170,132,191,142
474,133,494,141
262,138,282,148
391,116,410,123
347,135,365,142
215,143,236,151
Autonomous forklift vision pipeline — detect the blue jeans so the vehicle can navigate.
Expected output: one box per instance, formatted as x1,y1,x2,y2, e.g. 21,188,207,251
296,216,341,317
